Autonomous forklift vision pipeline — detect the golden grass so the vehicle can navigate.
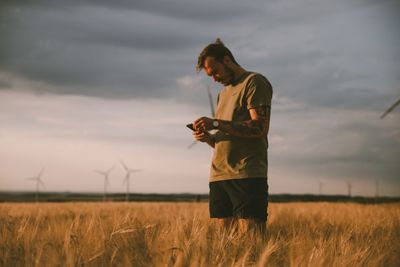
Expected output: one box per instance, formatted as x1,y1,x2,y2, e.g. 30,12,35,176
0,202,399,266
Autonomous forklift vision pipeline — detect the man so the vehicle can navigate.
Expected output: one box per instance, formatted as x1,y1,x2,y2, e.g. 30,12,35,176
192,39,273,234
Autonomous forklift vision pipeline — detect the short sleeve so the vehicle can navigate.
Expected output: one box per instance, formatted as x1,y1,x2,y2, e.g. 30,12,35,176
245,74,273,109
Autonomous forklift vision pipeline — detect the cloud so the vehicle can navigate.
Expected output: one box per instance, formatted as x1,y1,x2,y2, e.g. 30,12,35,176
0,2,212,99
1,0,399,195
1,0,261,22
270,102,400,186
1,0,399,111
0,89,212,193
0,79,11,89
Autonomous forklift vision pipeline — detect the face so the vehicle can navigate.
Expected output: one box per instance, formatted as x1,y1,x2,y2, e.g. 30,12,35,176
203,57,234,86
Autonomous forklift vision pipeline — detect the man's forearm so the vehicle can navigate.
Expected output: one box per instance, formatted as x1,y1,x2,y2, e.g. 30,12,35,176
216,119,269,138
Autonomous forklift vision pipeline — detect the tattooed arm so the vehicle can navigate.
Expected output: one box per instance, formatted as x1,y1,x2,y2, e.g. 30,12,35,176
194,105,271,139
220,105,270,138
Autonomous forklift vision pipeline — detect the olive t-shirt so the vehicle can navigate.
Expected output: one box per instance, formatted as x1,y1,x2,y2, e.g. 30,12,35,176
210,72,273,182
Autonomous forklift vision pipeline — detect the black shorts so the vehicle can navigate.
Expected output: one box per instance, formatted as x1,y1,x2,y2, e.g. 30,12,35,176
209,177,268,221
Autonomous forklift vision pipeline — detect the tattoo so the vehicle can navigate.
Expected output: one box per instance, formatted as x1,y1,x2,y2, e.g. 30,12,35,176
231,120,266,137
254,105,270,118
217,105,270,138
228,105,270,137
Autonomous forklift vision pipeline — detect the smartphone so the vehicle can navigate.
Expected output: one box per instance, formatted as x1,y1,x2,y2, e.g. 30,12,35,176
186,123,195,131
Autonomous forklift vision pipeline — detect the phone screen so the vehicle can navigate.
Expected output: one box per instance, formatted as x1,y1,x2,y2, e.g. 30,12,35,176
186,123,195,131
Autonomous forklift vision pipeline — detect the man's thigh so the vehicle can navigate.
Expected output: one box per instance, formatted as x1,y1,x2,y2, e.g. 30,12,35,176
209,178,268,220
209,180,233,218
229,178,268,221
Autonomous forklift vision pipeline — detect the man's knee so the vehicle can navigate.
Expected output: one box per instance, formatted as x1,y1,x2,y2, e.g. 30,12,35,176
238,218,267,234
216,217,234,228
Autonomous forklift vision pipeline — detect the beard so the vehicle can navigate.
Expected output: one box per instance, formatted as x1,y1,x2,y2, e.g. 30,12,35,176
222,63,236,85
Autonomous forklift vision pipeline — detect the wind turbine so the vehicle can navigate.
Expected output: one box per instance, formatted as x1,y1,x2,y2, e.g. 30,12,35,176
120,160,142,201
380,97,400,119
188,85,216,149
26,167,46,202
94,165,114,201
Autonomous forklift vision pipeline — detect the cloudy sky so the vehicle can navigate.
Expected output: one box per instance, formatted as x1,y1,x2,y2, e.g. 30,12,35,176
1,0,399,196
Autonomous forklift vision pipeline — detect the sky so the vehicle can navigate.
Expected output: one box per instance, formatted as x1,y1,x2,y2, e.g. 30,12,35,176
0,0,399,196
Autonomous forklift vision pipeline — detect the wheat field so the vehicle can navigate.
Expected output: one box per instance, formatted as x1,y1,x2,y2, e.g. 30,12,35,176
0,202,399,267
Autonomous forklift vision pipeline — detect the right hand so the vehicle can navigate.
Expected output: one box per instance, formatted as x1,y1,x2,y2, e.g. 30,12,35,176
193,130,210,143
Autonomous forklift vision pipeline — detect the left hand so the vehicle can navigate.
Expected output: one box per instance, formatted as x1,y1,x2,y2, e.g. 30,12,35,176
194,117,214,132
193,130,211,143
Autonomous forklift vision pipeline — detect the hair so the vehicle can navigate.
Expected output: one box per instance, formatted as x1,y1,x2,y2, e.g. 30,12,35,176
196,38,239,72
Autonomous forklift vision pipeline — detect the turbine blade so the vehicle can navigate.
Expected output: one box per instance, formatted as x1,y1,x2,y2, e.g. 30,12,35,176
38,179,46,189
380,97,400,119
120,160,129,172
94,170,105,175
187,140,197,150
38,167,45,178
106,165,115,174
207,86,215,117
129,169,143,173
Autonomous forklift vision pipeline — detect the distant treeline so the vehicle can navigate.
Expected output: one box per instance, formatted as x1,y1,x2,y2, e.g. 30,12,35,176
0,191,399,204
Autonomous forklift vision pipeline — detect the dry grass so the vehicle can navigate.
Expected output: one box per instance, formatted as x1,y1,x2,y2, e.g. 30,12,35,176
0,202,399,266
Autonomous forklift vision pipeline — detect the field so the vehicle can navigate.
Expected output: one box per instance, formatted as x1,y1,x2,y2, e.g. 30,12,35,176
0,202,399,267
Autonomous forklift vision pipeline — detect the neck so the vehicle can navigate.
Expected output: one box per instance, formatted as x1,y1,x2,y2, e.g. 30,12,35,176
230,65,247,84
226,61,245,77
234,67,246,79
223,61,247,85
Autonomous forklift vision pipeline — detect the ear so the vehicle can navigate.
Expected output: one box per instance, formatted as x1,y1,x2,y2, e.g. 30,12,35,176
222,55,231,65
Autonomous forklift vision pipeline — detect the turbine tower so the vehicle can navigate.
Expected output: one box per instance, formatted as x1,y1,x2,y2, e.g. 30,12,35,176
346,181,352,197
94,165,114,201
26,167,46,202
188,85,216,149
318,180,324,196
207,85,216,118
120,160,142,201
375,181,380,198
380,97,400,119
